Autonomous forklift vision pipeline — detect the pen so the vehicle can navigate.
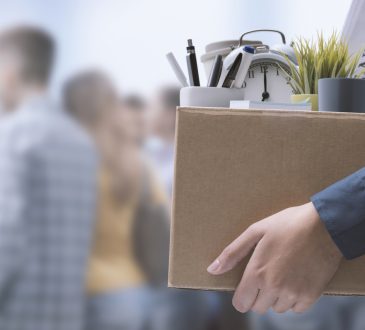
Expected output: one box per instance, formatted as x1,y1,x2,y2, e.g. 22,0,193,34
222,53,242,88
207,55,223,87
233,46,255,88
186,39,200,86
166,52,189,87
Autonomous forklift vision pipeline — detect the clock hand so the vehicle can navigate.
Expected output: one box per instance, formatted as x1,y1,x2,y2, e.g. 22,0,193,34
262,68,270,101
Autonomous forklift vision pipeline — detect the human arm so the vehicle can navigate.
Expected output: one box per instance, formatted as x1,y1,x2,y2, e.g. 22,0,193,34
207,202,342,314
207,167,365,314
0,134,28,292
311,167,365,260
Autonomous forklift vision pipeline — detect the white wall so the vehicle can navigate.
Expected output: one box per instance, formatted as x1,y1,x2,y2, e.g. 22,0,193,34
0,0,354,97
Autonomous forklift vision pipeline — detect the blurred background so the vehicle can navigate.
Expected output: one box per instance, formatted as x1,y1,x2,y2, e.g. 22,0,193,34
0,0,353,96
0,0,360,330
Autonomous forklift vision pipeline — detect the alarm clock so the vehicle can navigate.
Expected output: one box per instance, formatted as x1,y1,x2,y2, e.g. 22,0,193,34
236,30,297,103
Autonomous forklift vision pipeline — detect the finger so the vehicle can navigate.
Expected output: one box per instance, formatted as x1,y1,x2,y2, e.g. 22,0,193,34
207,223,264,275
291,296,318,313
232,249,262,313
272,295,297,314
250,291,278,314
232,278,259,313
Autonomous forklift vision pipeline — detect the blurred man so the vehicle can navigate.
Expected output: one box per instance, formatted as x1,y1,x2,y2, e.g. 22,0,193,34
122,94,148,146
145,87,247,330
249,295,365,330
0,26,97,330
145,86,178,198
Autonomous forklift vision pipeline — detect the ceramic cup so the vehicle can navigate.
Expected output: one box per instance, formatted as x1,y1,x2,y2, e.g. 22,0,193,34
318,78,365,113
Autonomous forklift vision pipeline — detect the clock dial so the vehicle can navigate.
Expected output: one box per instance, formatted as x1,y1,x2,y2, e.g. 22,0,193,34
242,59,293,103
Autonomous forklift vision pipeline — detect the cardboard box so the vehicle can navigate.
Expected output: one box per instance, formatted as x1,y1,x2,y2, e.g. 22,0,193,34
169,107,365,295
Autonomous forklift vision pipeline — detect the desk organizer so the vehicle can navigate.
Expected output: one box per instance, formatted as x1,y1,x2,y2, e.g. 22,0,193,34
180,87,244,108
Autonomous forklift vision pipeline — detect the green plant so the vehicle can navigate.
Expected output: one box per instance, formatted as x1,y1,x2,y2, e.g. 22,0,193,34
283,32,365,95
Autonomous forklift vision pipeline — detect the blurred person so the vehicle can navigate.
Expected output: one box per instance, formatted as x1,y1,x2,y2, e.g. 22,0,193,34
64,71,211,330
121,92,214,330
145,86,178,198
145,86,247,330
64,72,213,330
0,26,97,330
101,86,212,330
122,94,148,146
249,296,362,330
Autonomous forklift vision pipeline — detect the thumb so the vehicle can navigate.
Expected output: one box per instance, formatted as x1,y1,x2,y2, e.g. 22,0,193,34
207,223,264,275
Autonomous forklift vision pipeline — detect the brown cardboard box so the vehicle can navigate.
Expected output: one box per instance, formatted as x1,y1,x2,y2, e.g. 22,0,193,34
169,107,365,295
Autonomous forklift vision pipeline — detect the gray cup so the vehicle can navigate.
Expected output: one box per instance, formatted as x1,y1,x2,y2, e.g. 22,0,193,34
318,78,365,113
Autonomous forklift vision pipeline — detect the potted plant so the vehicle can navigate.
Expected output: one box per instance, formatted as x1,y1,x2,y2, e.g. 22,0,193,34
283,32,364,111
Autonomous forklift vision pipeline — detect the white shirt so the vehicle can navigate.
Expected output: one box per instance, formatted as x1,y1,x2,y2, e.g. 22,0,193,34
144,136,175,199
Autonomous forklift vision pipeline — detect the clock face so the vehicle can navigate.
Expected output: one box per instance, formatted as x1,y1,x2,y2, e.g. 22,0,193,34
242,56,294,103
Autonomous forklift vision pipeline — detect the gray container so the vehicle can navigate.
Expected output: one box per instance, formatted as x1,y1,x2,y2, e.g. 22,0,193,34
318,78,365,113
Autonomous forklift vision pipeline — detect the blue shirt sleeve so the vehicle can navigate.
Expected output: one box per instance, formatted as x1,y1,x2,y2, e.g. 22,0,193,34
311,167,365,260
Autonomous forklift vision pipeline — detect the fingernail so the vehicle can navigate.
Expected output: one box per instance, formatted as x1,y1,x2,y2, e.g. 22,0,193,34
207,259,220,274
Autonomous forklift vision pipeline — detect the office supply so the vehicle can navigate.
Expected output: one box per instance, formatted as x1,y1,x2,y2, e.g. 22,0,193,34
342,0,365,61
233,46,255,88
170,106,365,294
186,39,200,86
342,0,365,74
319,78,365,113
217,47,243,87
207,55,222,87
223,46,247,70
166,52,188,87
236,31,294,102
222,53,242,88
209,30,295,101
180,87,244,107
201,39,262,77
230,100,311,111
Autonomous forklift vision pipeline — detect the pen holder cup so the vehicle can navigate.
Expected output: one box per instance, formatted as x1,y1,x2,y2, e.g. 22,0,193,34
180,87,245,108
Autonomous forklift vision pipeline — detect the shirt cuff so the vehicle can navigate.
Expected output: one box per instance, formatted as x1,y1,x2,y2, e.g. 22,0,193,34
310,168,365,260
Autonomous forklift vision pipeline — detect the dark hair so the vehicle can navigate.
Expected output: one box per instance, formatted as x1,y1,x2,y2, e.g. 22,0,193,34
0,26,55,84
159,86,180,109
123,94,146,111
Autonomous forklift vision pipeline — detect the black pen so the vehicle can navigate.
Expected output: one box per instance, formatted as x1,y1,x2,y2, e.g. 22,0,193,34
186,39,200,86
222,53,242,88
207,55,223,87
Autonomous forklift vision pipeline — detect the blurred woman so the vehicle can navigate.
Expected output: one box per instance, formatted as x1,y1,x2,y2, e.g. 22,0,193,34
62,71,212,330
63,71,170,330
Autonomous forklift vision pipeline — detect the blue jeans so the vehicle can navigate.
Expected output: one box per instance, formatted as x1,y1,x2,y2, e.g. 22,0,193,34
86,287,149,330
250,296,365,330
86,287,212,330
